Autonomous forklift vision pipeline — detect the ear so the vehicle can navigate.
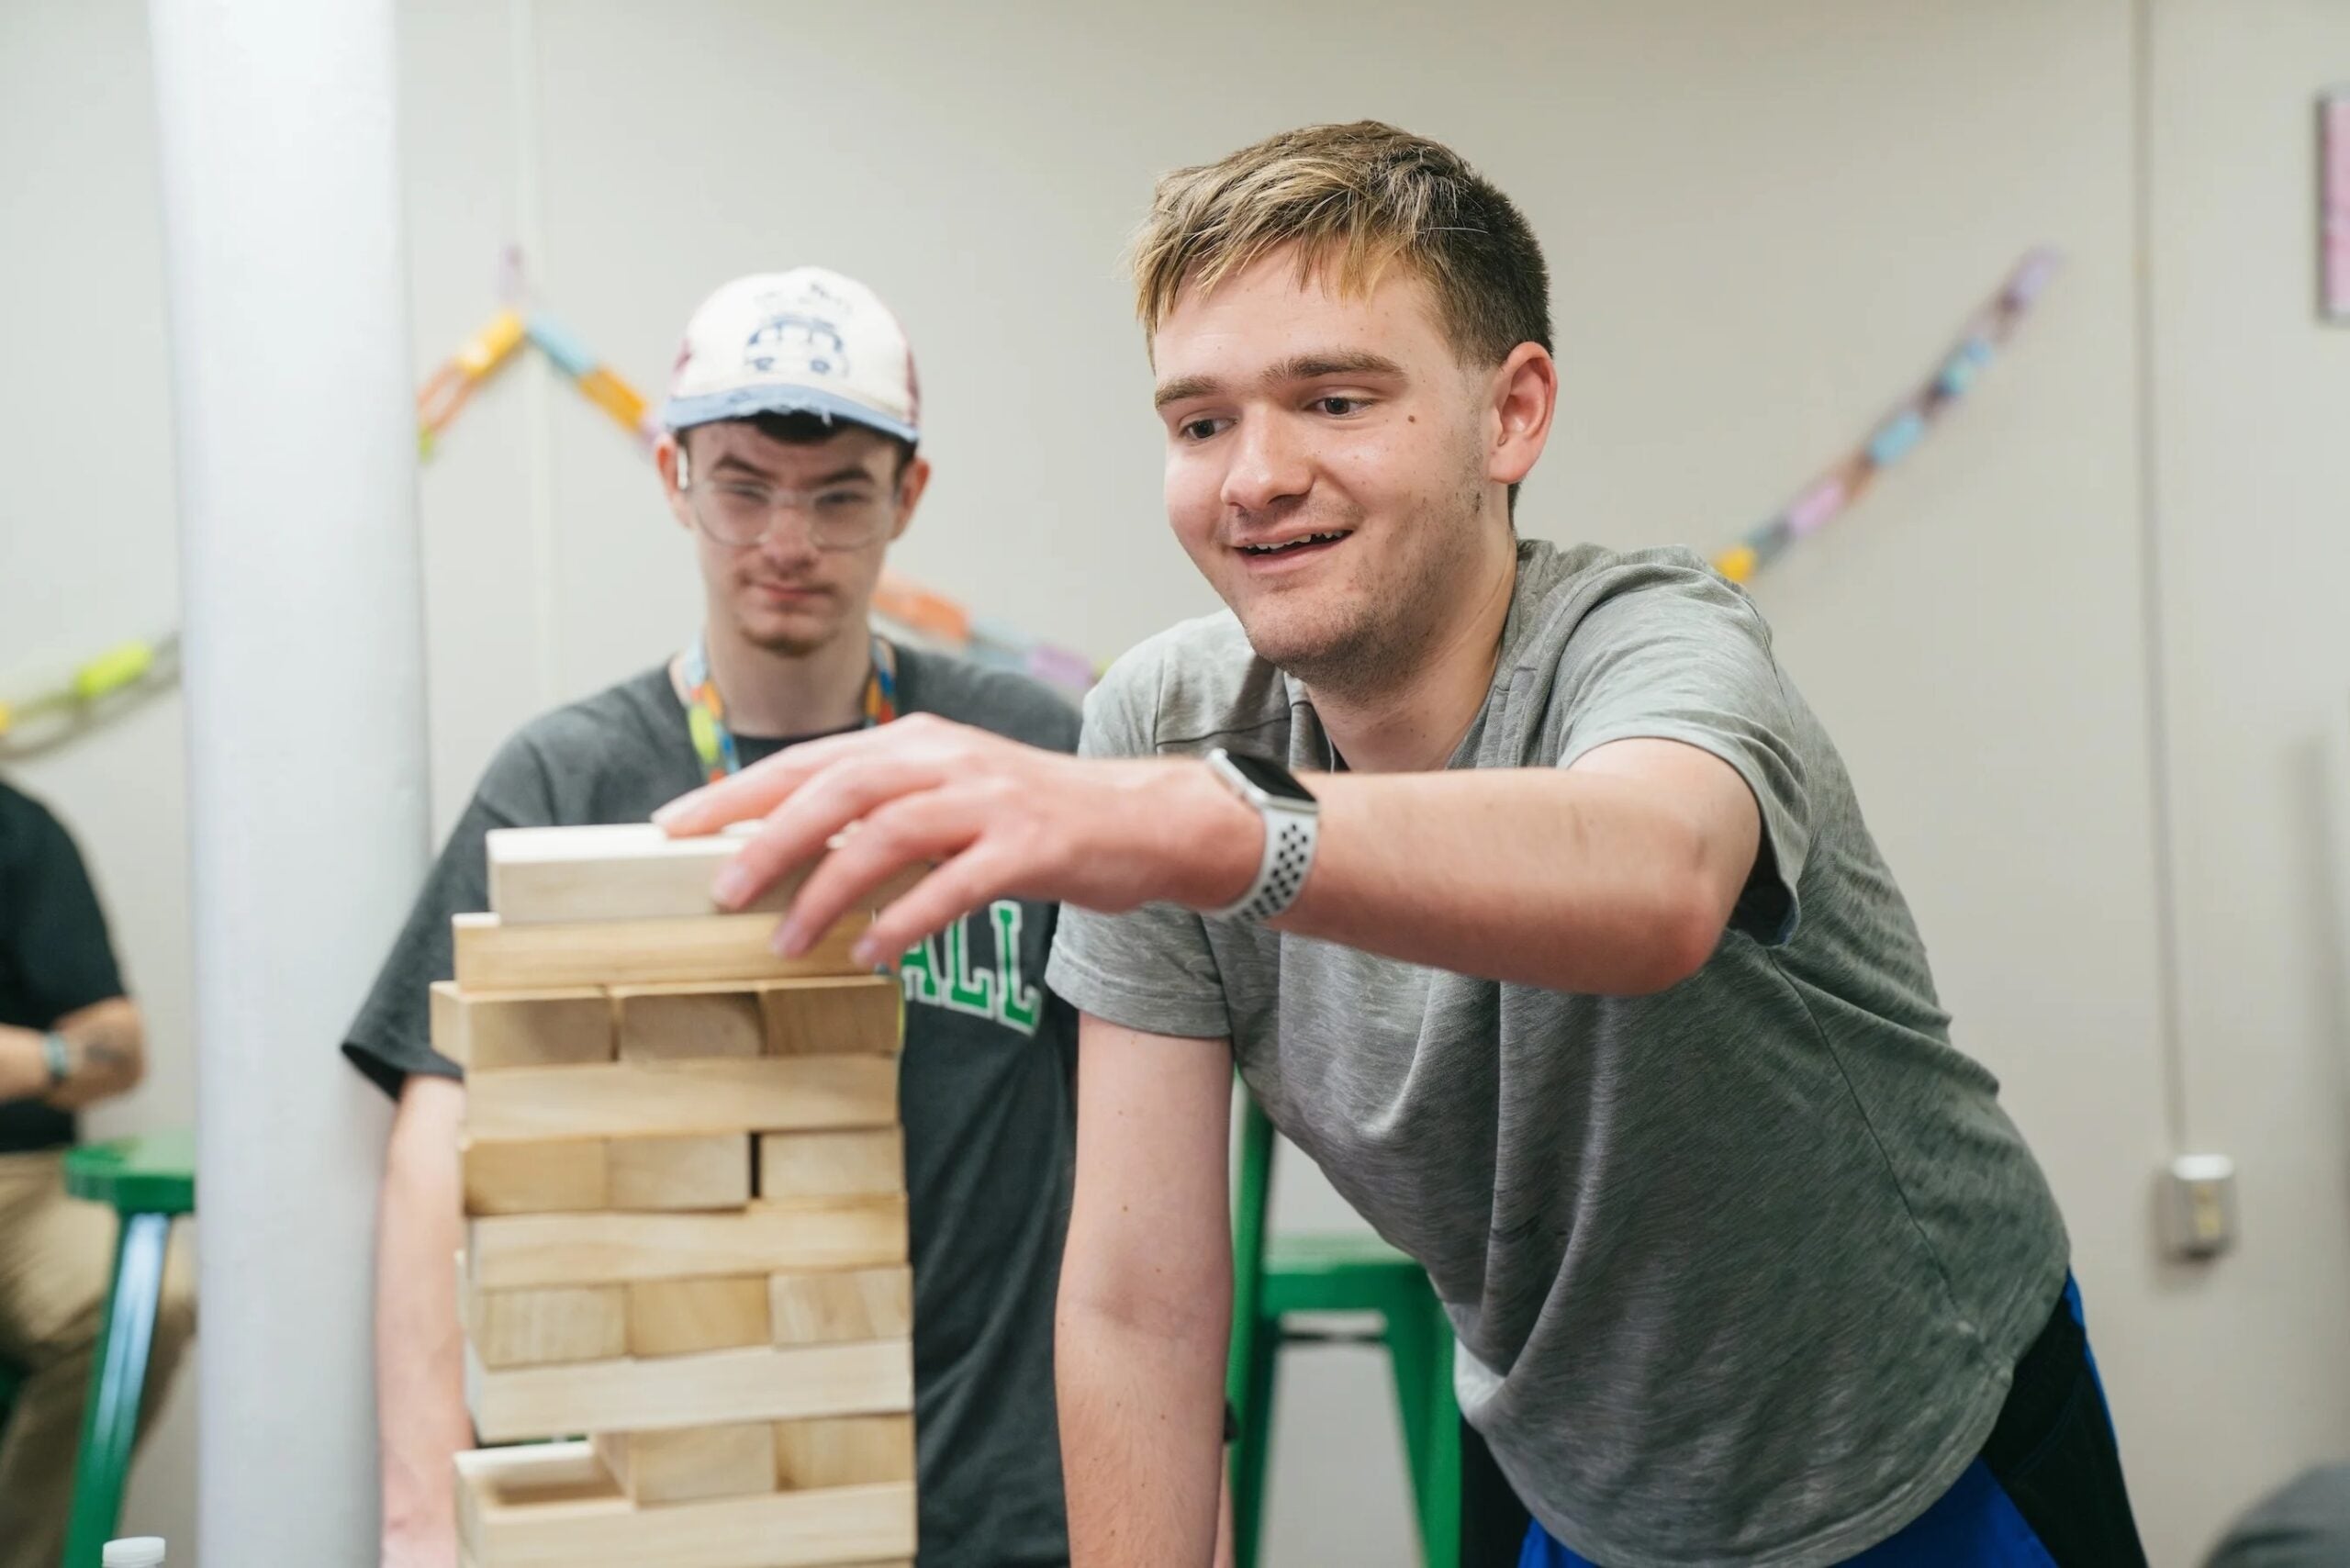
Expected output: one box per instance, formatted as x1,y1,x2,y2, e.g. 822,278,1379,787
889,454,934,543
656,431,694,532
1484,342,1557,489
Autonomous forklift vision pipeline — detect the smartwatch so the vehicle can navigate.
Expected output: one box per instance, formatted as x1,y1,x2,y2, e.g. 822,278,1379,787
1203,748,1320,924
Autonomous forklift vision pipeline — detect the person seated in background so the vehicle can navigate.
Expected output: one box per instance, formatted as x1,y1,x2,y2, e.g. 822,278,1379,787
344,267,1080,1568
2206,1465,2350,1568
0,778,196,1568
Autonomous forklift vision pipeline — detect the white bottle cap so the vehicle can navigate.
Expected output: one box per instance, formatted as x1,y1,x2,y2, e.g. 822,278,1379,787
103,1540,166,1567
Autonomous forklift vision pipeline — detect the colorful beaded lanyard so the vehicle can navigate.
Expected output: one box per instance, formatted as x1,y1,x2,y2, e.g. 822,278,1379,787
680,633,899,782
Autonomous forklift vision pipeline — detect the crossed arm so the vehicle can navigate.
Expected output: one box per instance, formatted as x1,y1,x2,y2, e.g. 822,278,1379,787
0,996,147,1109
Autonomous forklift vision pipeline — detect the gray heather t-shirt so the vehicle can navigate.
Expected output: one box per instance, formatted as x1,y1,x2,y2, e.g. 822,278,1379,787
345,645,1076,1568
1046,540,2069,1568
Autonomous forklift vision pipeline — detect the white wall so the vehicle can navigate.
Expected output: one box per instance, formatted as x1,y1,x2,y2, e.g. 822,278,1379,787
2140,0,2350,1543
7,1,2350,1562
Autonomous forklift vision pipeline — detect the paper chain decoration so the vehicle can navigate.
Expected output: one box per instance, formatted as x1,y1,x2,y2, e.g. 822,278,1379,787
1709,247,2060,584
0,634,182,757
3,250,2056,754
416,304,657,458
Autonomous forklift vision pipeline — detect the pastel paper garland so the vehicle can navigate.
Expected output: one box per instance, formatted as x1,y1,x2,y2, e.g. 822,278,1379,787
1710,247,2059,586
6,249,2059,752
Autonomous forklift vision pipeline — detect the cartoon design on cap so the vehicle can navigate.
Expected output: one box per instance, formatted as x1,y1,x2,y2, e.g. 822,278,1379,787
659,268,917,442
745,311,848,379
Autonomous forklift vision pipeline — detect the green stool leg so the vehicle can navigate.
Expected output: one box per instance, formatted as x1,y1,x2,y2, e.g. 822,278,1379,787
1382,1282,1437,1492
1415,1297,1463,1568
1227,1095,1277,1568
1231,1326,1280,1568
62,1209,171,1567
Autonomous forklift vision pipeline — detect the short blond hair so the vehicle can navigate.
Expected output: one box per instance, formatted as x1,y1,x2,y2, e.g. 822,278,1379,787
1131,120,1552,367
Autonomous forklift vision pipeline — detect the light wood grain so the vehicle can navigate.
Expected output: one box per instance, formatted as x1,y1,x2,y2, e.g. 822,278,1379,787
455,1439,914,1568
756,1129,904,1200
768,1266,914,1347
460,1137,608,1215
606,1133,752,1211
757,975,902,1057
486,823,804,924
462,1055,897,1142
451,910,867,991
431,981,612,1070
627,1275,771,1358
613,987,765,1061
773,1414,917,1491
468,1196,909,1289
464,1337,913,1442
591,1423,776,1506
466,1283,626,1369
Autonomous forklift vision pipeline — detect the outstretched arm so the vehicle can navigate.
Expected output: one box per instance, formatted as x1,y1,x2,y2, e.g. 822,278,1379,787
655,718,1760,996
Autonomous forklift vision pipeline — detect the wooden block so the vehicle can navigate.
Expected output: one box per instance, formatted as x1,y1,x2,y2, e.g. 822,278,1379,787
468,1196,909,1289
464,1337,913,1441
461,1137,608,1215
452,910,867,992
757,976,902,1057
467,1283,626,1369
456,1440,914,1568
431,981,611,1070
592,1423,776,1506
627,1275,771,1358
756,1129,904,1200
613,987,765,1061
768,1266,913,1347
607,1133,751,1211
463,1055,897,1142
486,823,797,924
773,1414,916,1491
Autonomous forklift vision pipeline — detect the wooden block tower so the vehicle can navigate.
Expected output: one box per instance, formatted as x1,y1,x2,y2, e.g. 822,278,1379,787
440,823,917,1568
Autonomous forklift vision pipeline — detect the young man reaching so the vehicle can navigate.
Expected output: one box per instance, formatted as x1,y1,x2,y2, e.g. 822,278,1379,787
660,130,2146,1566
348,269,1076,1568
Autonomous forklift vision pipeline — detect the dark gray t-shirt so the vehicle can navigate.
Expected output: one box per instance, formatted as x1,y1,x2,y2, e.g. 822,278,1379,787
1046,540,2070,1568
344,644,1076,1568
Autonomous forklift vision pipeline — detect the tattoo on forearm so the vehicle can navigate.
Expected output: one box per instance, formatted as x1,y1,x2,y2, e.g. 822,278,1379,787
66,1021,138,1078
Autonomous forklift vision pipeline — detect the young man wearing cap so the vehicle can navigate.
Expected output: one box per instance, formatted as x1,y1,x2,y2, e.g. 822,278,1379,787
656,127,2147,1566
349,269,1076,1568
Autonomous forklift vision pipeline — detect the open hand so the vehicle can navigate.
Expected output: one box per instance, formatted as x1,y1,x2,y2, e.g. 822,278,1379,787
653,714,1253,965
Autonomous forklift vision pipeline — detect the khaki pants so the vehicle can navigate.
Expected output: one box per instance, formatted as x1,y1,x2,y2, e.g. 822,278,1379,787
0,1149,196,1568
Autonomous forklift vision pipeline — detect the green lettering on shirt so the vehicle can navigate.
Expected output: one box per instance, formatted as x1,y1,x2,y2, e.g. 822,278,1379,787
900,931,944,1005
901,902,1044,1036
991,901,1043,1035
944,913,997,1018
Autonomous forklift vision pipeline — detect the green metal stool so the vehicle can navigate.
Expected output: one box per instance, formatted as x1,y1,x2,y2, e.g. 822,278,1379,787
1227,1094,1460,1568
60,1128,195,1568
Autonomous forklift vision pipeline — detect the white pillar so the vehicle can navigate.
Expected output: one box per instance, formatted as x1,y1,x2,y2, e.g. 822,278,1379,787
148,1,428,1559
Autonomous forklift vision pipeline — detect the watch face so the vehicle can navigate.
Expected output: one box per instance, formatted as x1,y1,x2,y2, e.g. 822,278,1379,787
1221,750,1316,803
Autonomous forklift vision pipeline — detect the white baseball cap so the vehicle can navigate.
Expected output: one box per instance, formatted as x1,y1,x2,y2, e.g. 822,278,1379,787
660,267,921,443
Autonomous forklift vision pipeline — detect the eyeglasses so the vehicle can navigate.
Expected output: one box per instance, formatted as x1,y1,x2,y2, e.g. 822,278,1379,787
684,476,898,551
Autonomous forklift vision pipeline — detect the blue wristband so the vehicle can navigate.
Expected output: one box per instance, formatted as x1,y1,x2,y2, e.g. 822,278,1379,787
41,1032,73,1087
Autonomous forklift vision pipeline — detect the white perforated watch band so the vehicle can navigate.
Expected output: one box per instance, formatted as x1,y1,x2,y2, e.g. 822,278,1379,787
1203,749,1320,924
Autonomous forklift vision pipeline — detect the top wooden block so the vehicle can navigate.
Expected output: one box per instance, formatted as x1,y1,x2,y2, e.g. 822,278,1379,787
487,823,797,925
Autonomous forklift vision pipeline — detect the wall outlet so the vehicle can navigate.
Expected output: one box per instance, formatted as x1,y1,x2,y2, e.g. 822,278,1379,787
2159,1154,2238,1260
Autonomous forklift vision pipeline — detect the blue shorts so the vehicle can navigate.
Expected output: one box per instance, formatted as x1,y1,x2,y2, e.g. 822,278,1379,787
1516,1279,2145,1567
